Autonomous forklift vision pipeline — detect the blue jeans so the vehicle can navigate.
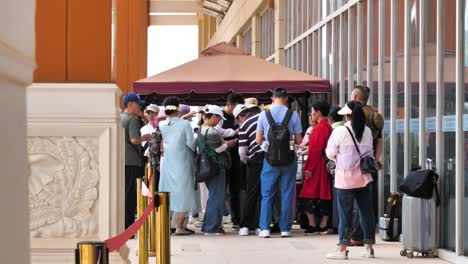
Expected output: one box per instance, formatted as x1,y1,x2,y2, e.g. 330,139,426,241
336,183,376,245
259,158,297,231
202,168,226,233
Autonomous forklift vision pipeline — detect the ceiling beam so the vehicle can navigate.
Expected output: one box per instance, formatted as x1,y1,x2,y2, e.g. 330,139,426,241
149,0,201,13
149,14,198,25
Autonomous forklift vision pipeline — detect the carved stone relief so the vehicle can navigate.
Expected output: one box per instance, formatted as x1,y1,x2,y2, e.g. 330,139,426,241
28,137,99,238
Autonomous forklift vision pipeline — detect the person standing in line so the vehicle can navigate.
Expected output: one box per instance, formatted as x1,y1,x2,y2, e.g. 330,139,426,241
300,101,333,235
217,93,245,229
141,104,160,147
325,101,375,259
349,86,384,245
158,97,198,235
327,105,345,232
121,92,151,229
199,105,237,235
329,106,345,129
234,102,264,236
256,88,303,238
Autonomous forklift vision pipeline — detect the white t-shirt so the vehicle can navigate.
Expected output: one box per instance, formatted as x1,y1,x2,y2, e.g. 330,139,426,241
140,123,157,146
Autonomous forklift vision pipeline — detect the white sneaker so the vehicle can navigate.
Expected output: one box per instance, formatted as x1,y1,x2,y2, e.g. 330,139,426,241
239,227,249,236
222,215,231,224
258,230,270,238
326,249,349,260
281,231,291,238
361,248,375,258
194,221,203,228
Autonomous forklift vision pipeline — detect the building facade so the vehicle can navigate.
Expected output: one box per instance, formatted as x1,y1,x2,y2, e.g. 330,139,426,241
206,0,468,262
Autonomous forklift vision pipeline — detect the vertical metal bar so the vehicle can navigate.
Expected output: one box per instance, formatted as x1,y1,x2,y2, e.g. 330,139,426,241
324,25,329,79
348,7,354,99
312,31,317,76
419,0,427,166
339,13,345,106
455,0,464,256
137,179,148,264
390,0,397,191
331,17,338,105
318,28,322,77
378,0,385,218
356,1,363,85
367,0,374,104
156,192,171,264
435,0,445,249
404,0,411,177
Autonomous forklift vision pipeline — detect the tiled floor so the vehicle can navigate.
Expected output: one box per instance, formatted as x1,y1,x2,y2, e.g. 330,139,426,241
126,225,450,264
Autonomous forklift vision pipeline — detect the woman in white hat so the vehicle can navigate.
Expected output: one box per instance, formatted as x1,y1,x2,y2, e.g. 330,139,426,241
197,105,236,235
325,101,376,260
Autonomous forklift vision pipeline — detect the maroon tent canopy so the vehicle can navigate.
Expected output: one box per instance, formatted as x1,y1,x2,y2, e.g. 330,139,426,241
134,42,330,97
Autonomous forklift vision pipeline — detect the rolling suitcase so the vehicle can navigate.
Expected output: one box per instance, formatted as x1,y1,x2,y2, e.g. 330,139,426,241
400,159,438,258
400,195,437,258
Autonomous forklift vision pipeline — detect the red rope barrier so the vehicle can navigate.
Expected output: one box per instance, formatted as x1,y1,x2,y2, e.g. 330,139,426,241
103,173,157,252
105,198,154,252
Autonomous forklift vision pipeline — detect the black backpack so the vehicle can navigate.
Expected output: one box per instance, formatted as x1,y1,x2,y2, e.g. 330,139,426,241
265,109,294,166
398,167,440,206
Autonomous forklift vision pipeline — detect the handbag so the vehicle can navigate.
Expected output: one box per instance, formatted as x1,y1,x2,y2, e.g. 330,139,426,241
344,126,378,175
194,128,219,183
398,167,440,205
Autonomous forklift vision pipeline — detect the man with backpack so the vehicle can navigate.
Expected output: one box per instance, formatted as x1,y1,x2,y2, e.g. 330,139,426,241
350,85,384,245
256,88,303,238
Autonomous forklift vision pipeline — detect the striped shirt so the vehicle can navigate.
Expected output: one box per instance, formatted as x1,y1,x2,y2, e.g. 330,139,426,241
239,113,264,160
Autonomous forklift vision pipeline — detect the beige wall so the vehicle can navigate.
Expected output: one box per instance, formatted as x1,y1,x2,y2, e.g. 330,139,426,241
0,0,35,263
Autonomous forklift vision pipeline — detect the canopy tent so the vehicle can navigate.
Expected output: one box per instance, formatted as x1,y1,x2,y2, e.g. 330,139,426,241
134,42,330,105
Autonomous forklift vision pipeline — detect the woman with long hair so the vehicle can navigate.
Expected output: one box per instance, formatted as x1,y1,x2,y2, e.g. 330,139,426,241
159,96,197,235
325,101,375,259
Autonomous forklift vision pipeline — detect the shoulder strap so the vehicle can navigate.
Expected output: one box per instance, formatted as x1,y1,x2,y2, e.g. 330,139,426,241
344,126,362,158
281,109,293,126
265,110,275,126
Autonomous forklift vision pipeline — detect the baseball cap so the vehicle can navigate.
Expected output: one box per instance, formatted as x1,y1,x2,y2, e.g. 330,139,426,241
145,104,160,113
123,92,145,106
337,102,353,115
272,87,288,98
204,104,226,120
233,104,249,119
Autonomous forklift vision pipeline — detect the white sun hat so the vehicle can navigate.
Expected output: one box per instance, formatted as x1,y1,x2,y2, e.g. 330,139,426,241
204,104,226,120
337,102,353,116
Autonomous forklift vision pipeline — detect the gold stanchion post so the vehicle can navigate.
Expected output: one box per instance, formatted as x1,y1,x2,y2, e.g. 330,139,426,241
156,192,171,264
148,162,157,256
137,178,149,264
75,241,108,264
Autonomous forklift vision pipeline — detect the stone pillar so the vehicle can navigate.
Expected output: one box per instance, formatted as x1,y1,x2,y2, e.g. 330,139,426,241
251,14,261,57
27,83,128,263
0,0,35,263
274,0,285,64
236,33,245,50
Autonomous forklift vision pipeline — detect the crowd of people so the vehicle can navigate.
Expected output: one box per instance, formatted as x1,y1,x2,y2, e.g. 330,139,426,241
120,86,384,260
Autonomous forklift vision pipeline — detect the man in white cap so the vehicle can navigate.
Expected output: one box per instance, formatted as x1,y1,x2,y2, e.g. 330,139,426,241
233,102,264,236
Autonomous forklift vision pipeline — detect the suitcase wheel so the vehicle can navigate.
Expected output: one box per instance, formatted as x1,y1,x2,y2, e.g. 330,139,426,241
400,250,407,257
406,251,414,258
